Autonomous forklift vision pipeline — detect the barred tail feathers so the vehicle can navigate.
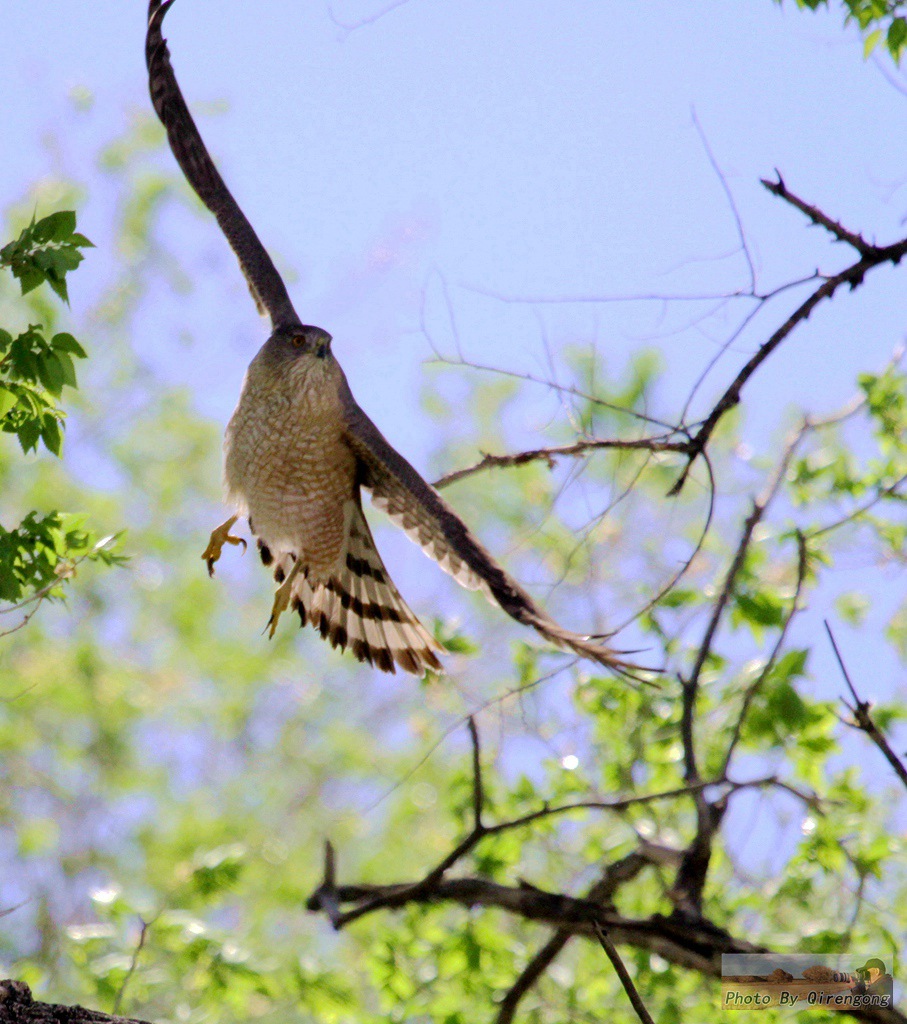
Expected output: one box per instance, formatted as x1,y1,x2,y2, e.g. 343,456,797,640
269,503,443,676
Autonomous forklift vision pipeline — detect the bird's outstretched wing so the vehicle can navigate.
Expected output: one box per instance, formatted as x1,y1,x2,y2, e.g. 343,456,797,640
146,0,300,330
341,388,645,679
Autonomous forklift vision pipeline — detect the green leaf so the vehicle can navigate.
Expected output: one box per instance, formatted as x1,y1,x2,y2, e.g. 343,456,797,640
0,385,17,419
887,17,907,58
36,352,65,398
770,648,809,684
835,591,870,626
863,27,882,57
46,275,69,304
40,414,63,457
54,350,78,389
735,590,785,628
52,332,87,359
32,210,76,244
17,265,45,296
17,416,41,453
661,587,700,609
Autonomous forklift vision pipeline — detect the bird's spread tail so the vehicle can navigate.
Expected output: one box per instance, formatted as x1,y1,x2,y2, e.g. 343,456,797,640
270,503,444,676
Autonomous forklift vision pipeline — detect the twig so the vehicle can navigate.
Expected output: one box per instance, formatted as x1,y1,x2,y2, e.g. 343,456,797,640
808,472,907,540
432,436,690,490
0,901,28,920
593,921,657,1024
673,429,806,915
315,720,490,929
825,621,907,791
495,852,651,1024
692,109,755,293
426,355,678,431
613,448,717,633
356,662,570,817
495,931,572,1024
467,716,483,830
111,918,149,1016
0,601,45,639
722,530,809,776
679,500,758,784
682,422,805,782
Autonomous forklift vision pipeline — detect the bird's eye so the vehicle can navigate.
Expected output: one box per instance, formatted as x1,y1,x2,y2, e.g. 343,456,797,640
292,335,304,347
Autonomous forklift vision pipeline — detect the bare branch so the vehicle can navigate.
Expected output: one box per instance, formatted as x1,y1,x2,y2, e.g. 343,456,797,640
495,931,572,1024
495,851,651,1024
682,421,806,783
427,355,678,431
669,189,907,495
729,774,825,813
825,622,907,791
808,472,907,541
672,426,809,917
692,109,755,293
326,0,412,33
432,436,690,491
304,874,907,1024
594,922,657,1024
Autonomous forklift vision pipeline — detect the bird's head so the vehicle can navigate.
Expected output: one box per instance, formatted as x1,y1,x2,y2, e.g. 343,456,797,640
258,324,333,378
270,324,332,359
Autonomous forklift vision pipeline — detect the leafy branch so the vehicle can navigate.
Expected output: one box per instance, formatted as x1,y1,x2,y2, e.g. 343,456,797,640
0,210,93,303
0,211,122,623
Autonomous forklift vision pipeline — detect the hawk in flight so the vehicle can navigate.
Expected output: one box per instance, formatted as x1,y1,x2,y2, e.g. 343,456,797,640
146,0,641,678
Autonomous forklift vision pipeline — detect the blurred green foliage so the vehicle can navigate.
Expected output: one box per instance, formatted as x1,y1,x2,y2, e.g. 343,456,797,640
1,75,905,1024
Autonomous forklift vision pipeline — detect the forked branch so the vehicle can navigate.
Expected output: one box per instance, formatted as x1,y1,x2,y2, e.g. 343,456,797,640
669,180,907,495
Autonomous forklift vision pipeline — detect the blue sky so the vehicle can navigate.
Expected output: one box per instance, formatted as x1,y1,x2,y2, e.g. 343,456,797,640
3,1,906,874
4,1,905,454
4,2,904,412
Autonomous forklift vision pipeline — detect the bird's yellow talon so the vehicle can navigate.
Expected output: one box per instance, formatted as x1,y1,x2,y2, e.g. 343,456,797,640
202,516,245,576
265,561,301,638
266,587,290,639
